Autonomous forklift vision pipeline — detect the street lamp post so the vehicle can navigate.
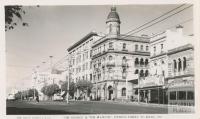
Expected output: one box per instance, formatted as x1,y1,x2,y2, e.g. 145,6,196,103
49,56,54,84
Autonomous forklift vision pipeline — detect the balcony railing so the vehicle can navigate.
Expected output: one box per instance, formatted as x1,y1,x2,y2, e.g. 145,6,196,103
106,61,115,67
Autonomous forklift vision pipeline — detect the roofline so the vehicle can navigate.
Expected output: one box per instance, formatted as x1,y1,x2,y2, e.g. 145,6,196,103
67,32,98,52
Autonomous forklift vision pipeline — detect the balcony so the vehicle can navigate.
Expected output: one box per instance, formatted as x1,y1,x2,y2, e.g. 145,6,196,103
106,61,115,67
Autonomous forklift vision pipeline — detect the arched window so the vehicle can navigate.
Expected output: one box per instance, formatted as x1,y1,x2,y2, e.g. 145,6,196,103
135,44,138,51
145,59,149,66
122,56,126,61
135,58,139,66
140,70,144,77
183,57,187,70
140,58,144,66
135,69,139,74
109,55,113,61
121,88,126,96
122,56,127,66
145,70,149,77
173,60,177,71
178,58,182,71
122,68,127,79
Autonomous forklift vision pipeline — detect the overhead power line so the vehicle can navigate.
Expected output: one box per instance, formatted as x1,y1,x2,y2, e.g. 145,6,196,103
123,5,193,37
124,4,186,36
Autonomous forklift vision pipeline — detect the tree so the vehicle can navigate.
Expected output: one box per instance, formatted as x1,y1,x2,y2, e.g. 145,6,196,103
61,81,76,98
14,91,22,100
28,88,38,98
5,5,28,31
41,84,60,100
76,80,93,97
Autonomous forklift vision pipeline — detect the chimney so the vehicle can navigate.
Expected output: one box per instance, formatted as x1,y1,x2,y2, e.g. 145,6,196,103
176,25,183,34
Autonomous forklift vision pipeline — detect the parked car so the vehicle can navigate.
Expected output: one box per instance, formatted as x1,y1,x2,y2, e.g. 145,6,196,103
7,94,15,101
53,94,63,101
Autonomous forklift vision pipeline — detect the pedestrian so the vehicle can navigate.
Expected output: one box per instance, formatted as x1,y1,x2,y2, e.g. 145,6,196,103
36,95,39,103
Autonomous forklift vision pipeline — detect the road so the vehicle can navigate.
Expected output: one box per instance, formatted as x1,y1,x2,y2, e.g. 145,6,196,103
7,100,168,115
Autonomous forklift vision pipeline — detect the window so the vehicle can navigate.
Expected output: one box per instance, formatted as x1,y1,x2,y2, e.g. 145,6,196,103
178,58,182,71
170,91,177,100
174,60,177,71
122,68,127,79
161,44,163,50
90,74,92,82
109,55,113,61
135,44,138,51
162,70,165,76
154,62,157,66
178,91,186,100
122,43,126,50
103,44,106,52
145,59,149,66
145,70,149,77
135,69,139,74
161,60,165,64
139,70,144,77
121,88,126,96
146,46,149,51
154,46,156,53
122,56,127,64
183,57,187,70
141,45,143,51
135,58,139,66
140,58,144,66
187,91,194,100
109,42,113,49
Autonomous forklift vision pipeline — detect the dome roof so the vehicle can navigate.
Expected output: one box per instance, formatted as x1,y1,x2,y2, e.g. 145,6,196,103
106,6,121,23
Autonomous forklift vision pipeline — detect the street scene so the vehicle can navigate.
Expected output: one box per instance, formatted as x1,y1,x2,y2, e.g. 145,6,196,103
6,4,194,115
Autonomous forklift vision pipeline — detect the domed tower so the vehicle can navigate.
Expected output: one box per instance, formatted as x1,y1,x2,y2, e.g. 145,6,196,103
106,6,121,36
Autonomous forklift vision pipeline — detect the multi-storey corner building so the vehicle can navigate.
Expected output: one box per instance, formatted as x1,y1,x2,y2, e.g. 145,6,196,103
92,6,150,101
66,6,194,106
67,32,101,97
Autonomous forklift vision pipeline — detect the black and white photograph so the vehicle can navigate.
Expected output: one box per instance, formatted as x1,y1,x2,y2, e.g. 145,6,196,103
2,1,200,118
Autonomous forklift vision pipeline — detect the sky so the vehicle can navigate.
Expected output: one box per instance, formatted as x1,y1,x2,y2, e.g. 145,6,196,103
5,4,193,94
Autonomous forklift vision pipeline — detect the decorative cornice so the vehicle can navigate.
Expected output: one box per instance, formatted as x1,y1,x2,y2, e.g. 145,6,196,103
92,35,150,48
67,32,98,52
167,44,194,55
166,74,194,80
92,50,150,59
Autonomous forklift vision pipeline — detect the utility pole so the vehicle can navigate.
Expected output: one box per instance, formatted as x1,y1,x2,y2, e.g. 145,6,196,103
49,56,54,84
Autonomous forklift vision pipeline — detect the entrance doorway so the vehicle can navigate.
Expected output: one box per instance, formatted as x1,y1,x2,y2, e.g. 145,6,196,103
108,86,113,100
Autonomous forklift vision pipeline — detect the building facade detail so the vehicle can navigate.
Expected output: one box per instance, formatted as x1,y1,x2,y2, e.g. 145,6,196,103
66,6,194,106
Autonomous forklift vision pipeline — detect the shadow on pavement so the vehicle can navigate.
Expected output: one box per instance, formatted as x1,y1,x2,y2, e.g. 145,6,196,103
7,107,85,115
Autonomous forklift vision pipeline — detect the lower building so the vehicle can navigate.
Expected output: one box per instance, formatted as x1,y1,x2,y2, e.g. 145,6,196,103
166,44,194,106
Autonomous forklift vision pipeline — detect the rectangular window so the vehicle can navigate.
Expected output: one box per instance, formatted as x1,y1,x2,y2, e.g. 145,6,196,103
135,45,138,51
178,91,186,100
141,45,143,51
187,91,194,100
170,91,176,100
146,46,149,51
109,42,113,49
123,43,126,50
154,46,156,52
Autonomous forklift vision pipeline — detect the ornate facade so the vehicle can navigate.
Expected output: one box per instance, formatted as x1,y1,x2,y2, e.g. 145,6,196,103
67,6,194,106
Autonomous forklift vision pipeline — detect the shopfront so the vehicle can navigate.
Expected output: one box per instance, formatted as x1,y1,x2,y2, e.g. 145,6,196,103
167,77,194,106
